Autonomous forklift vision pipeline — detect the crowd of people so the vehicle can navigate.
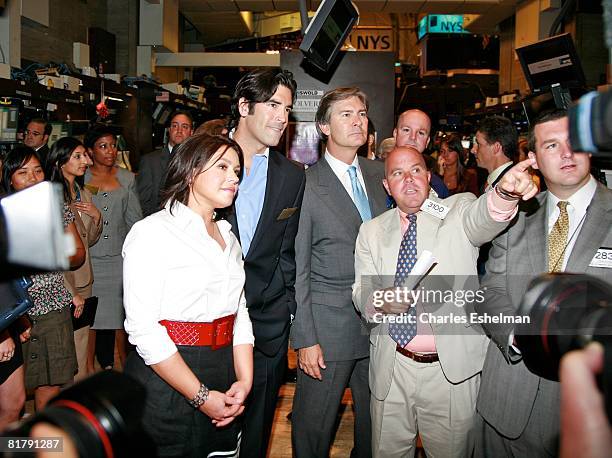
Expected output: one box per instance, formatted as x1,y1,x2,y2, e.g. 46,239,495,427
0,66,610,458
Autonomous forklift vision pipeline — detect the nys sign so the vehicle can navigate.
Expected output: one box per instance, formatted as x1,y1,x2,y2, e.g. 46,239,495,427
345,29,394,52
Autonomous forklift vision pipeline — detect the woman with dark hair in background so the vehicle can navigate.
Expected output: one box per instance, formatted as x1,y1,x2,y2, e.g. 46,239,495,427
122,134,253,456
1,146,85,411
437,134,479,196
84,128,142,373
46,137,103,381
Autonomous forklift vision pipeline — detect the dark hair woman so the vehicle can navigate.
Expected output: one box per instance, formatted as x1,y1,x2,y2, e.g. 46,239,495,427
1,145,85,411
122,134,253,457
437,135,479,196
46,137,103,381
83,127,142,372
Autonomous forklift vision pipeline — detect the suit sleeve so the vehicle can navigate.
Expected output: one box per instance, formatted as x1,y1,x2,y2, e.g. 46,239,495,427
460,193,511,247
352,225,384,324
475,230,516,362
279,168,305,316
84,194,103,246
136,156,155,217
290,185,318,350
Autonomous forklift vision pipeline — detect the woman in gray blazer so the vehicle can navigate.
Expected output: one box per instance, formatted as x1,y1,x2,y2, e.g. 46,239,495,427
84,128,142,372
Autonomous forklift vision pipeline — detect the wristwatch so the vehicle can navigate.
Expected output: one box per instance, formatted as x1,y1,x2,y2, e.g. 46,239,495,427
187,383,209,408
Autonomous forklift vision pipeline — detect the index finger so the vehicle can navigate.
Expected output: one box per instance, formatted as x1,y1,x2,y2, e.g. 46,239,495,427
511,157,536,173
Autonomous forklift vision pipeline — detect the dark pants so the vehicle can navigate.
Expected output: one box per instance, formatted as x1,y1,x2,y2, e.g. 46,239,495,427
292,357,372,458
95,329,115,368
239,336,288,458
124,345,240,458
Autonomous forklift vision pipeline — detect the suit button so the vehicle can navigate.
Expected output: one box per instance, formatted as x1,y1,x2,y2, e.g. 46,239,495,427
103,235,109,239
30,353,37,359
30,337,38,342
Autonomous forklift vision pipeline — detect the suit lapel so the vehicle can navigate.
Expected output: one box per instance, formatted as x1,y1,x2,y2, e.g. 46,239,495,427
378,210,403,276
566,184,612,271
359,157,386,217
526,193,548,273
246,151,285,260
314,158,363,233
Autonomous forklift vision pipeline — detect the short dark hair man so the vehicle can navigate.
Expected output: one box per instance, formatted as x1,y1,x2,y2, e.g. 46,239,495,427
472,115,517,191
137,110,193,216
24,118,52,164
227,68,305,458
291,87,389,457
472,110,612,457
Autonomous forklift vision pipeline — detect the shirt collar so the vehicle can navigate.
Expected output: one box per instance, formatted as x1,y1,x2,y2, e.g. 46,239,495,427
324,150,360,177
547,175,597,218
165,201,231,235
229,128,269,158
487,161,513,185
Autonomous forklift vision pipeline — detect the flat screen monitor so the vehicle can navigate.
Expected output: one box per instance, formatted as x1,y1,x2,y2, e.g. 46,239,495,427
516,33,586,92
299,0,359,71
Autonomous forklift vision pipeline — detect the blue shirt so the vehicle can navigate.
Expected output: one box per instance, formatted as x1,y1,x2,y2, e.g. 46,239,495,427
235,151,269,256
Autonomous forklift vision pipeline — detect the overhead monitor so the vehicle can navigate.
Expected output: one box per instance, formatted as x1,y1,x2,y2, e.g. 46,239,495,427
299,0,359,72
516,33,586,92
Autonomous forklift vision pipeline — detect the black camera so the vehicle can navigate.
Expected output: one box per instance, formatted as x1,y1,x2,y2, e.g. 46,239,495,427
569,90,612,154
515,273,612,421
2,371,153,458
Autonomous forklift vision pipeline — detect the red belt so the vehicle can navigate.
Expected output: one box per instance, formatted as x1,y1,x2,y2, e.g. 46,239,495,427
160,314,235,349
396,345,439,363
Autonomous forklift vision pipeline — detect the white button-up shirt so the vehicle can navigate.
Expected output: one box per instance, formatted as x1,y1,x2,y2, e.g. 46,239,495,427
122,202,254,365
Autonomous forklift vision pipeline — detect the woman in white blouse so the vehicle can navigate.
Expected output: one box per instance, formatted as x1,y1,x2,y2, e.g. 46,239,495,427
122,134,253,457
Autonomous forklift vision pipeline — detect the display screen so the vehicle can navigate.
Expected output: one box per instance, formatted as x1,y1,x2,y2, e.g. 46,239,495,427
516,34,585,91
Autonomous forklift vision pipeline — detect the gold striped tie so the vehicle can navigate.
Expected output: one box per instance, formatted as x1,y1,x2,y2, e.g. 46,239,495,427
548,201,569,272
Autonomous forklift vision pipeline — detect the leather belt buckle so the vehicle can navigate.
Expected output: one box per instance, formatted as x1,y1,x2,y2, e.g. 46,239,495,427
211,315,235,350
396,344,439,363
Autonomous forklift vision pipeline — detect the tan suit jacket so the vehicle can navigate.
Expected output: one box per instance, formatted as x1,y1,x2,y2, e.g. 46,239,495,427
64,187,103,298
353,191,510,401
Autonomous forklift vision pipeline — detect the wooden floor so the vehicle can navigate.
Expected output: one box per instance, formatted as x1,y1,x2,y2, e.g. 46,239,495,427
268,350,356,457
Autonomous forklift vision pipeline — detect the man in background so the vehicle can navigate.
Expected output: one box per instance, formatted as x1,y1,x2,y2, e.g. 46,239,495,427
137,110,193,216
393,109,449,198
23,118,51,164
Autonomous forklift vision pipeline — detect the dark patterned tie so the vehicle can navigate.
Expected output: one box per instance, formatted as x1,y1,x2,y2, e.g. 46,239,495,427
389,213,418,346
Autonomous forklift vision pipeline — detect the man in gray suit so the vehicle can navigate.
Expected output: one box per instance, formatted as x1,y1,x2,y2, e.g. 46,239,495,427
472,109,612,457
291,87,388,457
137,111,193,216
352,146,537,457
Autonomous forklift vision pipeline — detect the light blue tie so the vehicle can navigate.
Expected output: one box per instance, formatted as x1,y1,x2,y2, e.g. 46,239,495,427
347,166,372,222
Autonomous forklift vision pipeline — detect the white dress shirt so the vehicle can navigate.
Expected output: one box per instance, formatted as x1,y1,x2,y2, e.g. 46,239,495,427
122,201,254,365
485,161,513,191
324,150,369,201
547,175,597,271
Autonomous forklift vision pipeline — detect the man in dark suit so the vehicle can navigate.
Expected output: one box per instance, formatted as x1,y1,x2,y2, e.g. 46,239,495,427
472,109,612,457
137,110,193,216
472,116,518,275
291,87,388,457
471,115,517,192
227,68,305,458
23,118,51,165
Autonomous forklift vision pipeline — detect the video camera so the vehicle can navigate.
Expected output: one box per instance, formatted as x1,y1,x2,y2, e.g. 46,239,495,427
2,371,153,458
515,273,612,421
